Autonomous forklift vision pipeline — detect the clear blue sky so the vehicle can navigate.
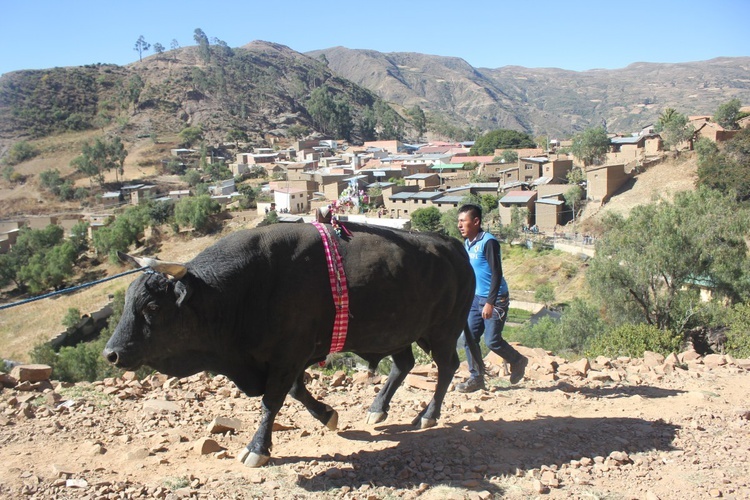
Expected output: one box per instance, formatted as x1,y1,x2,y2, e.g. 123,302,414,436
1,0,749,77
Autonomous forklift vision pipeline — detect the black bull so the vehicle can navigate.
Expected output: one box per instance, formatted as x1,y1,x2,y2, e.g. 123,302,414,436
103,222,474,467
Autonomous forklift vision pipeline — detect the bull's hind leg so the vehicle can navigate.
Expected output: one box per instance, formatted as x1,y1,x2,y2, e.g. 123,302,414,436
410,341,460,429
288,371,339,430
366,346,414,424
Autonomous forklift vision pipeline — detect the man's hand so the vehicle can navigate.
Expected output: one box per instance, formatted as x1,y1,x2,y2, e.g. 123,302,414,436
482,302,494,319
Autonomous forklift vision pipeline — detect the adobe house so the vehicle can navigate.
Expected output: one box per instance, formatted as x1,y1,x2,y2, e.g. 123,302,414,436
405,173,440,191
362,140,404,155
540,157,574,183
535,197,565,232
495,165,521,186
169,190,191,200
498,190,537,227
518,157,549,182
128,185,157,205
386,190,442,219
692,121,738,144
101,191,122,207
586,163,632,203
26,216,58,230
607,134,662,164
59,217,84,237
494,147,545,159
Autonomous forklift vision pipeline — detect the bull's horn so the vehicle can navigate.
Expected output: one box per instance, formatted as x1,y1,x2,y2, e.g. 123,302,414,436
117,251,188,279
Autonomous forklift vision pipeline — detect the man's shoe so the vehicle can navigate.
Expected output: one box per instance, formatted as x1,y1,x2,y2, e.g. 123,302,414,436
456,377,485,393
509,355,528,384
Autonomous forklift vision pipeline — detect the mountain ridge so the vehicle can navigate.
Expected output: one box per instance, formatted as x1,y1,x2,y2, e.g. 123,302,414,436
308,47,750,137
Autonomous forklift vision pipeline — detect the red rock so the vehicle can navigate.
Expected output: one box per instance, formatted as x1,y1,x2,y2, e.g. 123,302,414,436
10,364,52,382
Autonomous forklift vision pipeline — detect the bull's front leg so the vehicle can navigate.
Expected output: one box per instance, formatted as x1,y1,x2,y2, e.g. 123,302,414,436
237,395,283,467
235,364,302,468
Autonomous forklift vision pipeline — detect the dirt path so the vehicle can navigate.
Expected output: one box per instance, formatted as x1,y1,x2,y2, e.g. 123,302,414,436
1,348,748,499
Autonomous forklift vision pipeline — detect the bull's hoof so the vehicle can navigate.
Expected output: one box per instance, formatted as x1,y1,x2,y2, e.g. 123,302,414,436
237,447,270,468
419,417,437,429
325,409,339,430
365,411,388,425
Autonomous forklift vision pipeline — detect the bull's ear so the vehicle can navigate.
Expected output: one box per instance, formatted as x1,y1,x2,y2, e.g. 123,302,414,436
118,252,188,280
174,280,192,307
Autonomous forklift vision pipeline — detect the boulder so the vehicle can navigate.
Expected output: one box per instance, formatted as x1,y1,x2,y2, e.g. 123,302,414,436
10,364,52,383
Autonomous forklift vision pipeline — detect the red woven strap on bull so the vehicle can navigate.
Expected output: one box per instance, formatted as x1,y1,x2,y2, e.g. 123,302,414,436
312,222,350,363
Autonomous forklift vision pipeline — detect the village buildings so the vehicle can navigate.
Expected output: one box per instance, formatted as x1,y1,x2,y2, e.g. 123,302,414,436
1,112,746,253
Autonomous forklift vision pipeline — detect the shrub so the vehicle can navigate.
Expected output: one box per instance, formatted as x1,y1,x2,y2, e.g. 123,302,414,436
586,323,682,358
4,141,39,166
725,303,750,358
62,308,82,329
506,298,605,358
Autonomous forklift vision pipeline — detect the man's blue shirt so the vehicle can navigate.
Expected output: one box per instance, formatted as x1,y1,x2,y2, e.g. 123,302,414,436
464,231,508,300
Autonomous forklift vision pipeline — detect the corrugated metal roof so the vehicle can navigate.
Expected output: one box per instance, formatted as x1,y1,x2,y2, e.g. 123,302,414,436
434,196,464,204
411,191,443,200
405,173,438,179
389,192,415,200
536,198,564,206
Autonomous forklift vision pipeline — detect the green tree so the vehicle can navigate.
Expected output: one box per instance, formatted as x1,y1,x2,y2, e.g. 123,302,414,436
133,35,150,62
179,126,203,148
153,42,165,57
226,129,248,147
71,136,128,186
92,205,151,260
564,185,583,226
174,195,220,233
470,129,536,155
587,188,750,332
286,124,309,140
62,308,82,329
4,141,39,166
713,98,742,130
18,239,77,293
534,283,556,309
193,28,210,63
125,74,145,113
570,127,609,167
565,167,584,186
358,107,377,142
499,150,518,164
182,169,202,187
696,129,750,201
170,39,180,51
307,86,353,140
655,108,693,152
406,105,427,140
440,208,461,239
3,225,66,291
374,101,403,140
410,206,442,232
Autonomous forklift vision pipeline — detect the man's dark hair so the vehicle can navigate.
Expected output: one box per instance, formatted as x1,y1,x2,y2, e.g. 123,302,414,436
458,203,482,224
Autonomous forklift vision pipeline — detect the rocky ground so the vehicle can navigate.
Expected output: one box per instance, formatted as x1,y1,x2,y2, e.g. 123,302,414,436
1,345,749,500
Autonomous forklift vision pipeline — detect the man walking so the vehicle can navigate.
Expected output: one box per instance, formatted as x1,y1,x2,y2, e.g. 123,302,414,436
456,204,527,392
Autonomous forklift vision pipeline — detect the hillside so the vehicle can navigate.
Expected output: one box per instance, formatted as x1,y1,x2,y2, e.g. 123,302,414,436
309,47,750,137
0,41,383,156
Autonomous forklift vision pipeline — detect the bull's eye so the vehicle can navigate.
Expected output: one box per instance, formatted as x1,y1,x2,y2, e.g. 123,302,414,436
142,302,159,323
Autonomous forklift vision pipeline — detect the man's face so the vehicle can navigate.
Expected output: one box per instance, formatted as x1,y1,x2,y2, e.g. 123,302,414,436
457,211,480,239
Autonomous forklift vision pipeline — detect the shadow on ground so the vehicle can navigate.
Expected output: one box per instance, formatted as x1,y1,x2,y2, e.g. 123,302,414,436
277,413,678,494
530,380,686,399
